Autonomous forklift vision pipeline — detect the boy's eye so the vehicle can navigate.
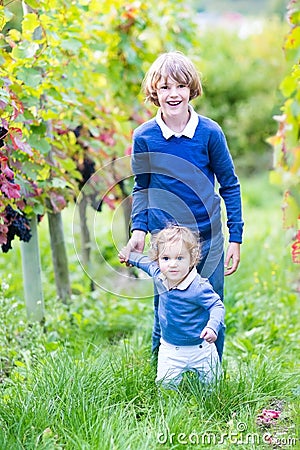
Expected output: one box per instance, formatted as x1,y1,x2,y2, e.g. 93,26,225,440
161,256,169,261
178,84,186,88
177,256,184,261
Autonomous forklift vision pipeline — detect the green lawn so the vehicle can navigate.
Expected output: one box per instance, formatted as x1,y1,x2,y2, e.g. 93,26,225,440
0,172,299,449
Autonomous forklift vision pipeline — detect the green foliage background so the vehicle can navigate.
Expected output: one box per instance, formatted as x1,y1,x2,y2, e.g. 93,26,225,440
0,1,299,447
193,18,288,171
191,0,287,16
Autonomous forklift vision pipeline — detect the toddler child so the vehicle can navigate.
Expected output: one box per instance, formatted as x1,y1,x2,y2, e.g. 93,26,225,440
119,225,225,389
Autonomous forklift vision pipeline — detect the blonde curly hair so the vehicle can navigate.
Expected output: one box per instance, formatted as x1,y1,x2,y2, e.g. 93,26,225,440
142,51,203,107
149,225,201,268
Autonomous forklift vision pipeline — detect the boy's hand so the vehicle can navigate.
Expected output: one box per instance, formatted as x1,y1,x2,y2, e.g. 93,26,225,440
225,242,240,276
200,327,217,344
120,230,146,265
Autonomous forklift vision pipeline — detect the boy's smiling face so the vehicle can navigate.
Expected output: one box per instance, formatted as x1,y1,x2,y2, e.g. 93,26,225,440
156,77,190,119
158,239,191,289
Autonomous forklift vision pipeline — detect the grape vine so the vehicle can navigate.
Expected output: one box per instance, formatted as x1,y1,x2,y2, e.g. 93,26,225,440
0,0,198,252
269,0,300,263
1,205,31,253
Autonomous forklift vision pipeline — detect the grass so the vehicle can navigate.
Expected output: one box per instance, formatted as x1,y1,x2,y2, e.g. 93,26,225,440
0,172,299,449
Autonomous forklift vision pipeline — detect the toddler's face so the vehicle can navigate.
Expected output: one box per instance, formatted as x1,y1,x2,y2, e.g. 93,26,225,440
158,239,191,288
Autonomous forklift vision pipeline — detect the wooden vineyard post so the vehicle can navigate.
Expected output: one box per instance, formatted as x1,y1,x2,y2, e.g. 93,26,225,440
47,212,71,304
20,215,45,322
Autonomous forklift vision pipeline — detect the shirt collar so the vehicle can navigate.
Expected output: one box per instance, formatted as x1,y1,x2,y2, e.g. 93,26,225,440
155,104,199,139
158,266,198,290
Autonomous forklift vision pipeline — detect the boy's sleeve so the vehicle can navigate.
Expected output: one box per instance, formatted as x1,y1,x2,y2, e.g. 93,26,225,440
208,127,244,243
131,135,150,233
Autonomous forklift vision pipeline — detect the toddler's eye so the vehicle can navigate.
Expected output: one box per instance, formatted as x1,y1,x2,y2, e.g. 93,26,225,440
161,256,169,261
177,256,184,261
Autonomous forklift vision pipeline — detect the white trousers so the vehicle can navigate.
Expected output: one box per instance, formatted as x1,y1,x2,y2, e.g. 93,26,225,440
156,338,220,388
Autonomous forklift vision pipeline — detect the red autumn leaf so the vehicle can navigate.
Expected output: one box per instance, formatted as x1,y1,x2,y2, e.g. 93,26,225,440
49,191,67,213
102,195,116,210
256,408,281,427
261,409,281,419
9,128,33,156
0,222,9,245
2,164,14,180
0,100,7,110
9,91,24,120
99,131,116,146
291,230,300,264
15,199,26,210
0,175,21,198
0,153,8,165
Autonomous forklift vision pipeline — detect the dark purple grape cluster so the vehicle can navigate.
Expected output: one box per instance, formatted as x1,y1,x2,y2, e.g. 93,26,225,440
77,157,102,211
1,205,32,253
0,127,8,148
78,157,96,188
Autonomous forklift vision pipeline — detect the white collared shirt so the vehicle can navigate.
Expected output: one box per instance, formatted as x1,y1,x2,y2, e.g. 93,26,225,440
159,266,198,291
155,104,199,139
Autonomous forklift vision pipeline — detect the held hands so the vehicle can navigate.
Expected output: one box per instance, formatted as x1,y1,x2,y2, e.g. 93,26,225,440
118,247,128,264
200,327,217,344
118,230,146,265
224,242,240,276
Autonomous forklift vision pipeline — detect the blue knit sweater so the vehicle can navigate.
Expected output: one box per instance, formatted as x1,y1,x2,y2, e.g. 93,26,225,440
131,113,243,242
128,252,225,346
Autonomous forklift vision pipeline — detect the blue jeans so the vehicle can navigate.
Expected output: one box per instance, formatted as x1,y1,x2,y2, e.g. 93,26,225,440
152,233,225,361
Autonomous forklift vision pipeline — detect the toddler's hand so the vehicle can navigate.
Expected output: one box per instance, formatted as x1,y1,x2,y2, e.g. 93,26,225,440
200,327,217,344
118,230,146,266
118,247,127,264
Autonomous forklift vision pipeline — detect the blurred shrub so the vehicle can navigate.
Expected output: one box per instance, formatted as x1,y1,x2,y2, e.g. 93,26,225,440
193,18,289,172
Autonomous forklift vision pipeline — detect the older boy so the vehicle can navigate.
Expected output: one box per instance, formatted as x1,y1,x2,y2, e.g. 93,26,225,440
122,51,243,361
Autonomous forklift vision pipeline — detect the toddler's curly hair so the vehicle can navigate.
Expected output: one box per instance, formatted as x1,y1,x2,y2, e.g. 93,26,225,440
149,225,201,268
